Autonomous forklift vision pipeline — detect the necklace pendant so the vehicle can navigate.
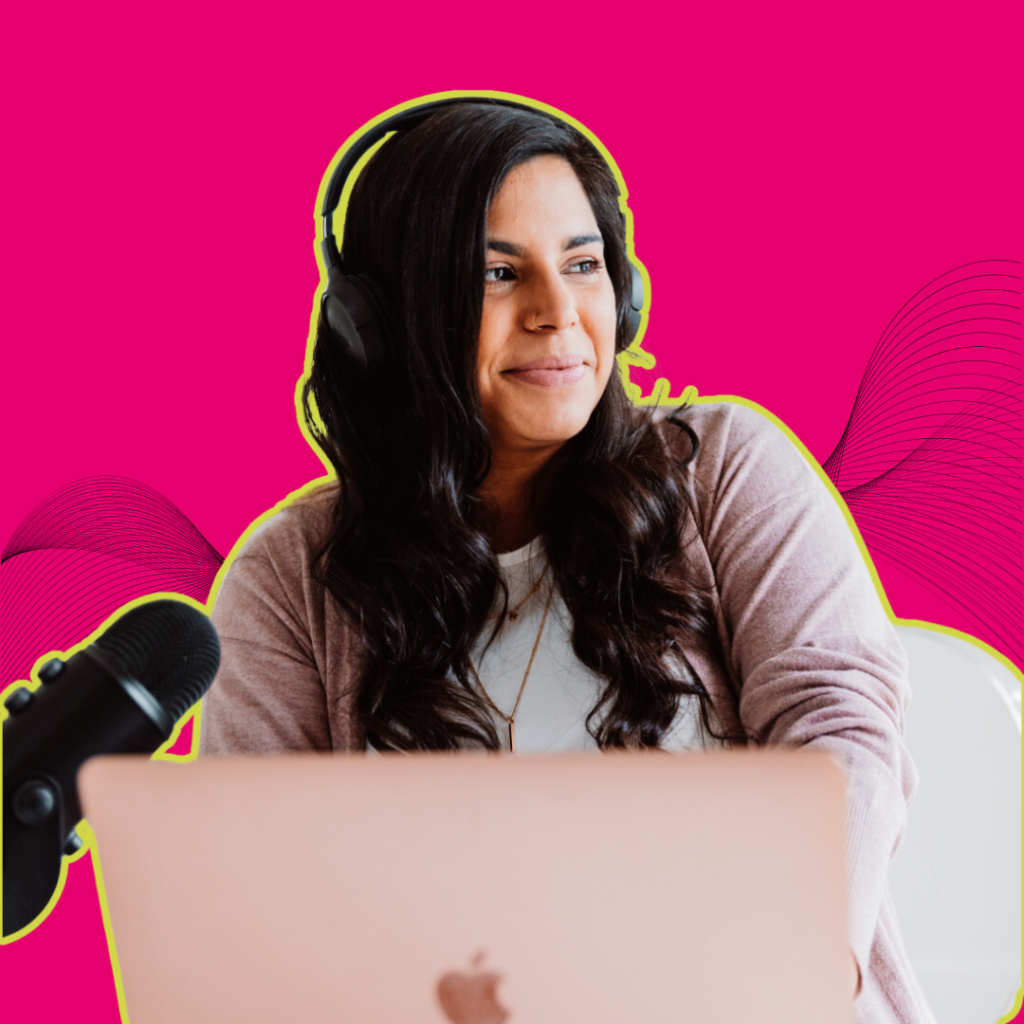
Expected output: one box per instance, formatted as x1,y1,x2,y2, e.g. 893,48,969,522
508,610,518,621
509,719,516,753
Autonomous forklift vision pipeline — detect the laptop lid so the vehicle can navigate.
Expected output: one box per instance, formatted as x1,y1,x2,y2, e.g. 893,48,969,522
80,749,853,1024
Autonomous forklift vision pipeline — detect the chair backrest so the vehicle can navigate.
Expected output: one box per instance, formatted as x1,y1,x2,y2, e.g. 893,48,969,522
888,625,1022,1024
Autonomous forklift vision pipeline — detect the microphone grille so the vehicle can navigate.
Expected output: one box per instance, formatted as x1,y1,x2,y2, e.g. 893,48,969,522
95,600,221,723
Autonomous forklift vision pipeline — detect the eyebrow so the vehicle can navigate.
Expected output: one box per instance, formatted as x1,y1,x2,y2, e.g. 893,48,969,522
486,233,604,257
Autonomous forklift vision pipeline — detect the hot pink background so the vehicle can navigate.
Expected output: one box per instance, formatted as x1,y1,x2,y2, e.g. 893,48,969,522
2,1,1020,1020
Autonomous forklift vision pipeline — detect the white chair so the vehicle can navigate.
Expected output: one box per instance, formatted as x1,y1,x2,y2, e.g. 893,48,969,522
888,625,1022,1024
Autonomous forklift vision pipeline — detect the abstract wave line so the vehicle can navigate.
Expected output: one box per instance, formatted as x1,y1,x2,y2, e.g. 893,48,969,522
2,477,224,686
823,260,1022,666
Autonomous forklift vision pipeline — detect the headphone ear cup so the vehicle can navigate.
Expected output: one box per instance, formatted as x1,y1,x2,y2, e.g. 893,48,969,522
320,271,391,380
624,262,645,344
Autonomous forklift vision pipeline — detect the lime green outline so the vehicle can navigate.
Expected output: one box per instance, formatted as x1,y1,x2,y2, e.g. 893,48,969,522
294,88,654,474
77,817,132,1024
999,986,1024,1023
683,392,1024,1024
277,87,1024,1018
3,91,1018,1023
0,589,211,1002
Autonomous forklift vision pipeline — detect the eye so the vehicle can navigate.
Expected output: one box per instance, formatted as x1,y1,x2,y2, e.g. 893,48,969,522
566,258,603,275
485,265,517,283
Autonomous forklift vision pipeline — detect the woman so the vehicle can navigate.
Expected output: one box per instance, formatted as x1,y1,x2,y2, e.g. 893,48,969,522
200,99,934,1022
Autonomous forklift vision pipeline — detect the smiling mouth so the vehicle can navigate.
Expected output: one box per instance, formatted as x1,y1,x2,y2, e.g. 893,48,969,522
502,357,587,387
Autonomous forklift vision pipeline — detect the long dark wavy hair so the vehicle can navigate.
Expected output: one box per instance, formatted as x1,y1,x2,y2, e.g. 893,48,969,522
302,102,724,750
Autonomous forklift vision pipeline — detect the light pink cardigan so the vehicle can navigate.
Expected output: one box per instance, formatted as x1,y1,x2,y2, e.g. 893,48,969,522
200,401,936,1023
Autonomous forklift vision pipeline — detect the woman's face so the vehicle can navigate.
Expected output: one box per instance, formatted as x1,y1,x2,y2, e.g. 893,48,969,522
477,155,618,459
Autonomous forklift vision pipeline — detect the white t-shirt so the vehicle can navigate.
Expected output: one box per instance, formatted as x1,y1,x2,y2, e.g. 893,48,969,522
470,537,716,753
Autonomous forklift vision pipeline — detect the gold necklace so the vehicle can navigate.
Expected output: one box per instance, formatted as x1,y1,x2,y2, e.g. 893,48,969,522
504,562,550,622
469,580,555,752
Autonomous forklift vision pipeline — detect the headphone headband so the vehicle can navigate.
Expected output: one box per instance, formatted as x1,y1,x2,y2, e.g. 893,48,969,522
320,98,542,273
317,97,645,381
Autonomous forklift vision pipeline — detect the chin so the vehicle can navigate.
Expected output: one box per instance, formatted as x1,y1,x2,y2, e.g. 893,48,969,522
514,405,594,447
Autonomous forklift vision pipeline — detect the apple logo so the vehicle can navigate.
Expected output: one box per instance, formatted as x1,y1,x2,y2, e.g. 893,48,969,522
436,951,510,1023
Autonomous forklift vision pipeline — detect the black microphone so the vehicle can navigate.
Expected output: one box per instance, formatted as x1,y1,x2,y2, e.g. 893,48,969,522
2,599,221,936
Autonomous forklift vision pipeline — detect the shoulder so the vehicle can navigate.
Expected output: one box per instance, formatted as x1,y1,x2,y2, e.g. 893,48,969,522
656,400,822,510
200,481,350,755
654,401,847,564
211,482,338,635
227,482,336,573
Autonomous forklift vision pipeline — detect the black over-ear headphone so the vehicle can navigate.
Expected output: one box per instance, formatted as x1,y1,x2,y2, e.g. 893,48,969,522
319,98,646,381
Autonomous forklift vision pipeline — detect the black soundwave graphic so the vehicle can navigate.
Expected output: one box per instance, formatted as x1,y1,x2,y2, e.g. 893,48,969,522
1,477,223,686
822,260,1022,663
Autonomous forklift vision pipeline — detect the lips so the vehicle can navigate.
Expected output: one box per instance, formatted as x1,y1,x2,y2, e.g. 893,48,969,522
502,357,587,387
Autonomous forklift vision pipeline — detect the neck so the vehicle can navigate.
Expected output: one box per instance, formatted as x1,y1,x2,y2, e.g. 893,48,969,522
479,444,560,553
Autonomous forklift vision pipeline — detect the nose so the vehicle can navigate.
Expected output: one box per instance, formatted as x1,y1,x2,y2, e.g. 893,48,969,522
525,268,578,333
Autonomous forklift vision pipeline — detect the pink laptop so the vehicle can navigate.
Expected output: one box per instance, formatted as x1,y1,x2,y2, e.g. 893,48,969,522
80,749,853,1023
